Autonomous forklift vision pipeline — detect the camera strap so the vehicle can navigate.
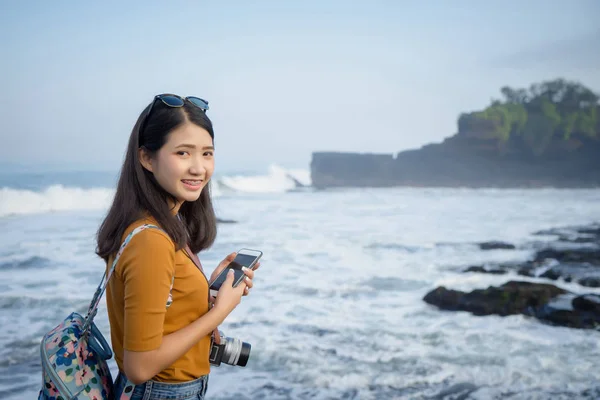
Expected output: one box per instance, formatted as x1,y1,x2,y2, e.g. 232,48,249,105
184,243,221,345
184,243,205,275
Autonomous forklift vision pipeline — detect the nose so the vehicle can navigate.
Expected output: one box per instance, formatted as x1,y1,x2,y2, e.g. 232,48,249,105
189,156,207,176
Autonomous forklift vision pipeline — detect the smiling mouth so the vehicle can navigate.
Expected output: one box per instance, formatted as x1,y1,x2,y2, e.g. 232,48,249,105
181,179,203,188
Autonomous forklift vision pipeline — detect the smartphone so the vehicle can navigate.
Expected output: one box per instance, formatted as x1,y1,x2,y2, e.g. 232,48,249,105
209,248,262,297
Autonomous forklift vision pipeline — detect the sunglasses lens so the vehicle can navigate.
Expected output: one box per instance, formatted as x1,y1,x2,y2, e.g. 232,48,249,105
160,95,185,107
187,97,209,111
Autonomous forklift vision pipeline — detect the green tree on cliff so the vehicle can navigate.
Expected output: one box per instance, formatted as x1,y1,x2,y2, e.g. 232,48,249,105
458,79,599,156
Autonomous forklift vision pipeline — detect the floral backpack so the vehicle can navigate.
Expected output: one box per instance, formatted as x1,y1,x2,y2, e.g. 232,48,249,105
39,224,167,400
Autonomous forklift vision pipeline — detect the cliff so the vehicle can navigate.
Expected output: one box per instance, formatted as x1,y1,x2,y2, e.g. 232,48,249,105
311,79,600,189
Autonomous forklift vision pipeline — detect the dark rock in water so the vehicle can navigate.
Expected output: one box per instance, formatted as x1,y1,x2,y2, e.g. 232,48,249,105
465,223,600,288
423,281,566,316
525,224,600,284
514,261,537,277
423,287,463,312
216,218,237,224
578,277,600,288
534,248,600,266
533,223,600,245
581,387,600,398
517,267,535,277
533,227,568,236
440,222,600,328
573,294,600,313
423,281,600,329
463,265,507,275
539,268,562,280
533,262,599,284
475,258,600,288
578,227,600,236
478,241,516,250
463,261,535,276
533,293,600,329
558,235,599,244
533,223,600,236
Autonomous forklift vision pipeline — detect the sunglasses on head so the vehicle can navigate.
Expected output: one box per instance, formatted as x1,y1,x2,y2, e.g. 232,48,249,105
139,94,210,146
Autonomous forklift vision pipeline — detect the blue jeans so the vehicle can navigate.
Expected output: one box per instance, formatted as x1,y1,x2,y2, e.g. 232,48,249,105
114,371,209,400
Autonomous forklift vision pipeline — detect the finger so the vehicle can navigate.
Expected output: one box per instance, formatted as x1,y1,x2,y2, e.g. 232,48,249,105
235,279,247,295
242,267,255,280
243,276,253,289
217,252,237,271
243,286,250,296
253,262,261,271
224,269,235,286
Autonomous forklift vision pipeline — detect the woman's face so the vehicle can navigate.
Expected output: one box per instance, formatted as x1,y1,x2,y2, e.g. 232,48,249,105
140,122,214,213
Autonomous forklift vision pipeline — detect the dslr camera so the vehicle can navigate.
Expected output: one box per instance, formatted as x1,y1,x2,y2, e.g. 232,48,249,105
209,331,251,367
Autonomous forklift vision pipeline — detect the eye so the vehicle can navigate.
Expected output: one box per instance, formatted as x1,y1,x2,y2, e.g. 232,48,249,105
177,151,190,157
203,151,214,157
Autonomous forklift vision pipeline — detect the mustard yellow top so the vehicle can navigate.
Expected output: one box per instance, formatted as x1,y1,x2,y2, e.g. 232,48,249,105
106,216,212,382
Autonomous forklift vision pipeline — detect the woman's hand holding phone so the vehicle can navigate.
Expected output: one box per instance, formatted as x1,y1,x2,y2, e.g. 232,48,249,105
212,269,246,317
209,252,237,283
210,252,260,298
209,252,260,344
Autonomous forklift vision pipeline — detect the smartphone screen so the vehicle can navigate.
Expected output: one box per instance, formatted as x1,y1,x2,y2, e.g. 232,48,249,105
210,253,260,292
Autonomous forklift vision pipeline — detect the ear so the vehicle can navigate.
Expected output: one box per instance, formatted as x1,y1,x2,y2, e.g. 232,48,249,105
138,147,154,173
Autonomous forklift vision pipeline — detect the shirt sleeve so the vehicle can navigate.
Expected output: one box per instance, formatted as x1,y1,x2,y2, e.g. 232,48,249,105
118,228,175,352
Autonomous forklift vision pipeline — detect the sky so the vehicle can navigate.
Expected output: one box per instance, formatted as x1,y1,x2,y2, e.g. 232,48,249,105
1,1,599,173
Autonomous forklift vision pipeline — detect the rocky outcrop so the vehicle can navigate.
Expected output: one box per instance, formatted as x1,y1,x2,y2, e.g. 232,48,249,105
423,282,600,329
311,79,600,189
462,223,600,288
310,136,600,189
424,281,565,316
478,241,516,250
425,222,600,330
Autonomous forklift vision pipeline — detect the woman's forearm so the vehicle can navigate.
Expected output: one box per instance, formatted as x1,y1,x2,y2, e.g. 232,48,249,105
123,307,226,384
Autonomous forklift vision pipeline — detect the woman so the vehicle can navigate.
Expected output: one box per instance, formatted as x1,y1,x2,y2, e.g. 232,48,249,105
96,94,256,399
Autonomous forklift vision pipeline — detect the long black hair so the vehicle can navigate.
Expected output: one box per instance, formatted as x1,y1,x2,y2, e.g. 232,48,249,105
96,98,217,261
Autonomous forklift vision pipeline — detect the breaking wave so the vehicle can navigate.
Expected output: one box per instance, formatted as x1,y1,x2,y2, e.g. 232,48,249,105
0,165,310,217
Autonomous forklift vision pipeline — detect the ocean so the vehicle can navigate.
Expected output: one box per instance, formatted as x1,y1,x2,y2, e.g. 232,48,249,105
1,165,599,399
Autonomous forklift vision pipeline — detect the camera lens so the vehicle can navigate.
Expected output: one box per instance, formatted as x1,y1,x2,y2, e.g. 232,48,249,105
223,337,252,367
237,341,251,367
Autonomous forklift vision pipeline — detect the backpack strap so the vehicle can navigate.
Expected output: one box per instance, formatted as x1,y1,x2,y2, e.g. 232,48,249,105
82,224,164,333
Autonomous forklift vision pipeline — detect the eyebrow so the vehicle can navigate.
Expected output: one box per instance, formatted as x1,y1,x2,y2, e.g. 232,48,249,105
175,144,215,150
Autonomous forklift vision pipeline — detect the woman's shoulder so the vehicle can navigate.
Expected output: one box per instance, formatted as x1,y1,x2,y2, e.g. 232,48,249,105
113,216,177,278
121,215,174,250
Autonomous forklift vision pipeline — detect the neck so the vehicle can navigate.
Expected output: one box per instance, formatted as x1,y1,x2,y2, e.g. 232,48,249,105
167,198,183,215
